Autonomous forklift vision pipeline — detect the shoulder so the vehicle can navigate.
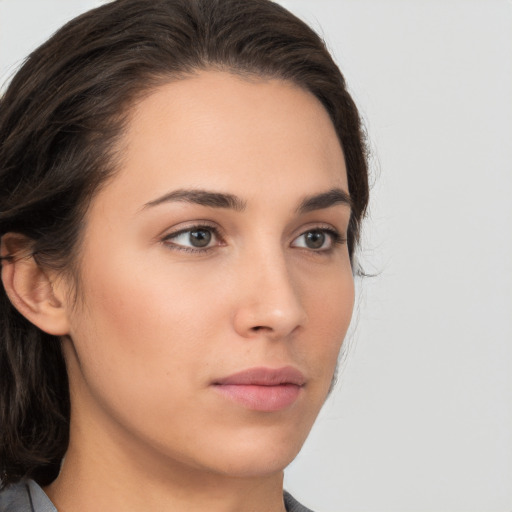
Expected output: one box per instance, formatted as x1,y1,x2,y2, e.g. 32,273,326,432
2,482,312,512
0,480,57,512
0,480,32,512
284,490,316,512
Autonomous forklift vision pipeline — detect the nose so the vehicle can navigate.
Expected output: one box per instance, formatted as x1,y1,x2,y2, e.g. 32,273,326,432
232,250,308,340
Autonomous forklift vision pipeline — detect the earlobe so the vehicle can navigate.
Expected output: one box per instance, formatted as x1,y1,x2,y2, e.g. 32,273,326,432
1,233,70,336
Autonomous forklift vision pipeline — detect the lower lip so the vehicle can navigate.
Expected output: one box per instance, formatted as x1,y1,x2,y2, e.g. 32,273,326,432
213,384,302,412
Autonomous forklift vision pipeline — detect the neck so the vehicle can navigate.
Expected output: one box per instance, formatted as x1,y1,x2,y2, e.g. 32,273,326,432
45,412,287,512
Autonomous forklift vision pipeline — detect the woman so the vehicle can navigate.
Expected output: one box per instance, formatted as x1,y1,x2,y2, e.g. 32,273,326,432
0,0,369,510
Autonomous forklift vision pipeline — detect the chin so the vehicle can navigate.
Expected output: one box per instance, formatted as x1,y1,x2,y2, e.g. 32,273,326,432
193,419,314,478
210,445,301,479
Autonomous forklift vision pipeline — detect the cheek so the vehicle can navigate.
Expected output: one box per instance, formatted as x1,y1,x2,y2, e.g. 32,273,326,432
66,253,222,399
64,258,231,452
299,267,354,375
69,243,253,394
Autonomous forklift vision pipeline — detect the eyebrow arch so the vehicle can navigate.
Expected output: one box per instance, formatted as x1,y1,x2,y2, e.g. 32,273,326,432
297,188,352,214
143,188,247,212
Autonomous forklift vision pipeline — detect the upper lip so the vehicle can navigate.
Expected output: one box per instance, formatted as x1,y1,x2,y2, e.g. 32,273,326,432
213,366,306,386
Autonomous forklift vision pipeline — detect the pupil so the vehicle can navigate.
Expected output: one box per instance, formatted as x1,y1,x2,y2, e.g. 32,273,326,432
306,231,325,249
190,229,211,247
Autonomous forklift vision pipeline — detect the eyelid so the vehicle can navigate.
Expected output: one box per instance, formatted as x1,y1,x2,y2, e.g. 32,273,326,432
160,219,222,238
159,221,346,253
160,221,225,252
290,224,347,250
292,222,346,239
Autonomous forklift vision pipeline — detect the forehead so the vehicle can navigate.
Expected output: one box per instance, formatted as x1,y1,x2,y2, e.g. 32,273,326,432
97,70,348,214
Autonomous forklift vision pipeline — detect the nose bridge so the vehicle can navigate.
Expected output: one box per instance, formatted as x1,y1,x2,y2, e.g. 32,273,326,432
232,240,307,339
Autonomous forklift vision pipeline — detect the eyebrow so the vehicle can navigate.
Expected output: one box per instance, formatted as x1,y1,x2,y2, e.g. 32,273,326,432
142,187,351,213
143,189,247,212
297,188,352,214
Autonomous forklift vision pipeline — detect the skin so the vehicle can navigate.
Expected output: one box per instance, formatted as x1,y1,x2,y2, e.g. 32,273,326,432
5,71,354,512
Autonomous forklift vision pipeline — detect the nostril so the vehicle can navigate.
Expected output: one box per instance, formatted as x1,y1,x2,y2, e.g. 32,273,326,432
251,326,268,332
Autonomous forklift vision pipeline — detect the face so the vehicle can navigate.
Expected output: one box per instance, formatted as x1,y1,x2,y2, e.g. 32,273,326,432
60,71,354,479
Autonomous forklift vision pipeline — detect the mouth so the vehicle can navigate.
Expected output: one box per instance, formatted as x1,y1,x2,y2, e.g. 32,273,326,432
212,366,306,412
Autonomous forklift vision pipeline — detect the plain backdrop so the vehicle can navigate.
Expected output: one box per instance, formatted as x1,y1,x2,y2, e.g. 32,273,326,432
1,1,511,511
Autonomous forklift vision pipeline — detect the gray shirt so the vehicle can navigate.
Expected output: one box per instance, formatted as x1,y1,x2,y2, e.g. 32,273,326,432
0,480,314,512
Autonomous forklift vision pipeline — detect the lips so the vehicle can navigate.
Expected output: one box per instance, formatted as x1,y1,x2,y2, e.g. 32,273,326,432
212,366,305,412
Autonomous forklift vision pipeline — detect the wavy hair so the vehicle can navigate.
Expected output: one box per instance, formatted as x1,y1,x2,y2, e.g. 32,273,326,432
0,0,369,487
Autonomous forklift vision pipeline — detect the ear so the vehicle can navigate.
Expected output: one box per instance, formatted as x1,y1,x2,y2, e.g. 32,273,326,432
1,233,70,336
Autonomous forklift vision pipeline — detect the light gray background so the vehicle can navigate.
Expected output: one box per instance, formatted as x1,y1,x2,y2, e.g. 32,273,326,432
1,1,511,511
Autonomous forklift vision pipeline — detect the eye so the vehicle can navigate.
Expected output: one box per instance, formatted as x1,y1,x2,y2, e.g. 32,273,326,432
291,228,343,251
162,225,220,252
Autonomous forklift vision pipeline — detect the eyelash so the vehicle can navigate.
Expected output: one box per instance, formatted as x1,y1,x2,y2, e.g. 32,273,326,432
161,223,223,254
161,224,346,254
293,227,346,252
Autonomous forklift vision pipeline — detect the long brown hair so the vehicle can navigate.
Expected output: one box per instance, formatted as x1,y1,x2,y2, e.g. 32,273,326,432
0,0,369,487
